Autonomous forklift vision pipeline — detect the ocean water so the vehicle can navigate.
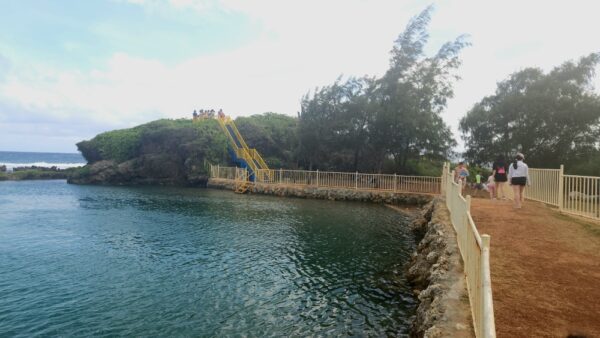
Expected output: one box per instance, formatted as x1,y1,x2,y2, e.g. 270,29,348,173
0,180,417,336
0,151,86,170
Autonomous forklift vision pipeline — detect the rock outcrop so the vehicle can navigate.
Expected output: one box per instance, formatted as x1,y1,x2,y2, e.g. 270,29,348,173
67,118,227,186
68,157,209,186
406,199,473,337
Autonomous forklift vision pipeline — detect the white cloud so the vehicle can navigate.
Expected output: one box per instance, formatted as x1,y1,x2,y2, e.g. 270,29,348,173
1,0,599,153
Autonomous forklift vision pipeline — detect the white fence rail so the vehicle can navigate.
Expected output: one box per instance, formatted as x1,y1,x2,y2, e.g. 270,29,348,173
210,165,236,180
443,163,496,338
210,165,441,194
255,168,441,193
520,165,600,221
527,168,561,207
563,173,600,220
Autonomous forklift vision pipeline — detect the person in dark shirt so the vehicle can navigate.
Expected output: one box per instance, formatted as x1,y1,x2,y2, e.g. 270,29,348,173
492,157,508,199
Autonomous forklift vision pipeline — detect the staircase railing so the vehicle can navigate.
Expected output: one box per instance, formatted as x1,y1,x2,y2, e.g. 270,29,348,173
216,115,271,180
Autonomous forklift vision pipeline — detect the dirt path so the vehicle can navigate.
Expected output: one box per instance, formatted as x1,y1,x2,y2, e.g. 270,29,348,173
469,198,600,338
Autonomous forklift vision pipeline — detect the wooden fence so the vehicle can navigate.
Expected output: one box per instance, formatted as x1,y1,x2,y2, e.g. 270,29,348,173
443,163,496,338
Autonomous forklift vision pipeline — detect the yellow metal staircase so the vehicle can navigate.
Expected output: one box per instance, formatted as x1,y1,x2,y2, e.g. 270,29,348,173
233,166,250,194
215,115,271,182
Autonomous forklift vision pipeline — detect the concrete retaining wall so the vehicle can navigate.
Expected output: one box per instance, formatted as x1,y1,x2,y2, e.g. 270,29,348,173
207,178,433,206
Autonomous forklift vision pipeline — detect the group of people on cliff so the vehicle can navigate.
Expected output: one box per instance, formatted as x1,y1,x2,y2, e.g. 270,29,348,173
193,109,225,120
454,153,529,209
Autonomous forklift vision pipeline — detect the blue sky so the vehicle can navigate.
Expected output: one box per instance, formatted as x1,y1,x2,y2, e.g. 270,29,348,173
0,0,258,68
1,0,599,152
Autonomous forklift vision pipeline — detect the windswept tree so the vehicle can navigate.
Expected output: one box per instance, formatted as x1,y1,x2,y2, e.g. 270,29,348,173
460,53,600,169
298,76,376,171
298,6,467,173
235,113,299,169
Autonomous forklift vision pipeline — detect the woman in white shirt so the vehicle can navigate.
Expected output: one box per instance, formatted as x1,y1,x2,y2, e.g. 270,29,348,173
508,153,529,208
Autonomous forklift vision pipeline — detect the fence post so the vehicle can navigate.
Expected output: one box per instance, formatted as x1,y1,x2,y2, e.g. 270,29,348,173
481,234,496,338
355,171,358,190
466,195,472,212
217,164,220,178
279,168,283,184
394,173,397,192
316,170,319,187
441,163,446,194
558,164,564,211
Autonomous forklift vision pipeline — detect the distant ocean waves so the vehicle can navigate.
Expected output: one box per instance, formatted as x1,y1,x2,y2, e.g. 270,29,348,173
0,151,86,171
1,162,85,171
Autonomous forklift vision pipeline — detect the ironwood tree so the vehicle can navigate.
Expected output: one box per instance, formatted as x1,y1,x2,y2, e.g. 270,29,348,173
298,6,467,174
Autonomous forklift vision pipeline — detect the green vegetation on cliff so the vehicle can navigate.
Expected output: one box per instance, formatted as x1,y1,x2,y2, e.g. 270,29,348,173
71,119,230,185
77,118,228,165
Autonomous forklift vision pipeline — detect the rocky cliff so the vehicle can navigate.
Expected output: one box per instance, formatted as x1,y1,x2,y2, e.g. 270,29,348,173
68,118,229,186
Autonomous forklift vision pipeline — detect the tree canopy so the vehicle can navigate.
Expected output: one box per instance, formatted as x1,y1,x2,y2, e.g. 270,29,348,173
460,53,600,169
298,6,467,174
77,118,229,173
235,113,299,169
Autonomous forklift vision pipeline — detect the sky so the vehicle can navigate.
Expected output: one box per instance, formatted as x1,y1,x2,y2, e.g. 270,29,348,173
1,0,599,153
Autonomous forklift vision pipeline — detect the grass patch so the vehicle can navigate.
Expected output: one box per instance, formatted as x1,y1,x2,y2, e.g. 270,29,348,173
555,213,600,237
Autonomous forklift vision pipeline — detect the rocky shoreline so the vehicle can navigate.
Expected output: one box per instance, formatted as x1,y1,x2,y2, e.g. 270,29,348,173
67,159,209,186
207,178,473,337
0,166,76,181
406,199,473,337
207,178,433,205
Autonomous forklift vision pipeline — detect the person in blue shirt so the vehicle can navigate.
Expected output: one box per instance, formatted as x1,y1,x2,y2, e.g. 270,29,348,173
454,162,470,193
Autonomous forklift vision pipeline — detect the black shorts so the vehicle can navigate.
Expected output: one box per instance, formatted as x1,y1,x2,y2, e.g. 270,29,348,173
511,177,527,186
494,173,507,182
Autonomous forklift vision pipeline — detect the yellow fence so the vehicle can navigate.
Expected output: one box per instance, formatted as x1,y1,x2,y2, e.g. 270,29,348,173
212,167,442,194
443,163,496,338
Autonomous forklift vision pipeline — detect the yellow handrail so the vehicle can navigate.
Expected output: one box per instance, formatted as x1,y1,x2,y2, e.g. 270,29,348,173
226,117,251,151
215,114,271,180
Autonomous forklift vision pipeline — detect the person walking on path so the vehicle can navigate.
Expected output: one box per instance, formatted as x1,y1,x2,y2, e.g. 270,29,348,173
454,162,469,193
492,156,508,199
485,175,496,199
508,153,529,208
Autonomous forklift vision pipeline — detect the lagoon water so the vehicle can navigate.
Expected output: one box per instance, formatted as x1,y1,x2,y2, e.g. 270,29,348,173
0,180,417,336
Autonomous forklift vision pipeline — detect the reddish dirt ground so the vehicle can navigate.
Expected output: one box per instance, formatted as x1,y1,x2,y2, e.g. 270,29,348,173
469,197,600,338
